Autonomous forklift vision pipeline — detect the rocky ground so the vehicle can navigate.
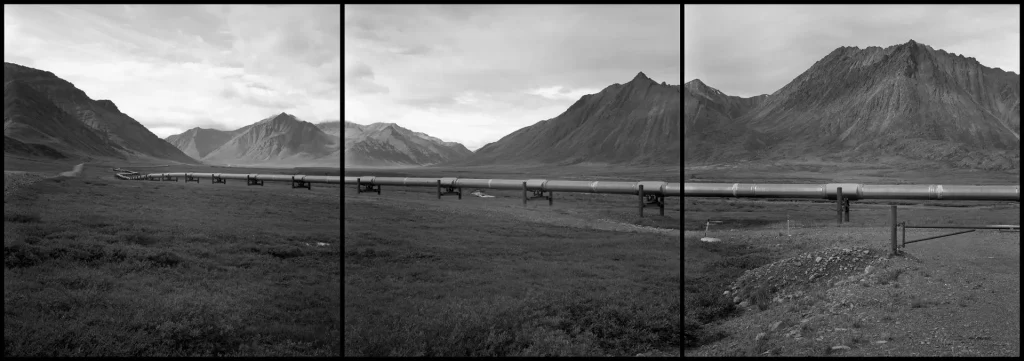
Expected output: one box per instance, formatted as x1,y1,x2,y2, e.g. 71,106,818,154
686,228,1019,356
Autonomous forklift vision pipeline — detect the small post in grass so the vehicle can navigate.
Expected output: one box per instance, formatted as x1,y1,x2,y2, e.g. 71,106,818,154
889,205,898,256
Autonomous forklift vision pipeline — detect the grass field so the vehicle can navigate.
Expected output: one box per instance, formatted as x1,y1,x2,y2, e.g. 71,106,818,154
344,165,681,356
683,167,1020,356
4,160,341,356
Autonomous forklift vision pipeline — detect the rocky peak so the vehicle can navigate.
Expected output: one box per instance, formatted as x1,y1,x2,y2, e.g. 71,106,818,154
96,99,120,112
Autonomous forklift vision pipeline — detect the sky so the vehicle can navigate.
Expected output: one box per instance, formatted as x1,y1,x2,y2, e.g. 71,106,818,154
345,5,680,151
3,5,341,138
685,5,1020,98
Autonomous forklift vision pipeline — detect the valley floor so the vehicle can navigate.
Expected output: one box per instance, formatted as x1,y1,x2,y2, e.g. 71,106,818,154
344,180,681,356
4,162,341,356
684,197,1020,357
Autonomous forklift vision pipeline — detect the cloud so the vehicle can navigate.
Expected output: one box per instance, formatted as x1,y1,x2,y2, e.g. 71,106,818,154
527,86,603,101
344,5,680,149
4,5,341,138
685,4,1020,97
345,62,390,94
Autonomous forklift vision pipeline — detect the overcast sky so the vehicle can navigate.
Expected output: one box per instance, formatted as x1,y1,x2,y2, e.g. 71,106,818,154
4,5,341,138
685,5,1020,98
345,5,680,151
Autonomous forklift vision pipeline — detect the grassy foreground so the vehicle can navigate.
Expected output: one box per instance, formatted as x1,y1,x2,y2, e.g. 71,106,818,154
4,165,341,356
344,197,680,356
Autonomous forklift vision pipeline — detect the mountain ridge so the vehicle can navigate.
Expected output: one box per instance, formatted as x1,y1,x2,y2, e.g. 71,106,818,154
344,120,473,166
457,71,681,166
684,40,1020,170
4,62,198,163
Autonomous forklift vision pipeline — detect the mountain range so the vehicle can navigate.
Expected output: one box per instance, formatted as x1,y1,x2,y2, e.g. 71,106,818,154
684,40,1020,170
4,62,197,163
164,113,340,167
344,121,473,166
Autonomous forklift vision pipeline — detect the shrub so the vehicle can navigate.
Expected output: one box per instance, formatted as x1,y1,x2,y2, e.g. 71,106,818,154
149,251,184,267
5,212,41,223
5,240,44,268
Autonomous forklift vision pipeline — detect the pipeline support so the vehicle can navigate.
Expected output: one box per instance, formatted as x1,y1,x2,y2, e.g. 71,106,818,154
837,187,843,226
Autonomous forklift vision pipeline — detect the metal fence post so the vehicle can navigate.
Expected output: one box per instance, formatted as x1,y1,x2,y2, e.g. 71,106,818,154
437,180,441,199
901,222,906,248
889,205,897,256
843,198,850,222
522,181,527,207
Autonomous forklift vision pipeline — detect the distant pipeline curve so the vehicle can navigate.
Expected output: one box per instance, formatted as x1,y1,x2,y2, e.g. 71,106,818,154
345,176,681,217
684,182,1020,202
114,168,341,190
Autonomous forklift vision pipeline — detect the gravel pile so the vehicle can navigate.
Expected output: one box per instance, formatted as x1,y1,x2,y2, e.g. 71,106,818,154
725,246,882,310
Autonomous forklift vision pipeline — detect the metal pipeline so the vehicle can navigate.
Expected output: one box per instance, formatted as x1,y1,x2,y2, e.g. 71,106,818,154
116,171,341,185
684,183,1020,202
344,176,681,196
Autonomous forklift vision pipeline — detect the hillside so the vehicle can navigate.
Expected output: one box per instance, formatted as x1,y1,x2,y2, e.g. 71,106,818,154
164,127,241,160
3,62,198,164
462,72,681,166
344,121,473,166
685,40,1020,170
196,113,340,166
317,120,341,138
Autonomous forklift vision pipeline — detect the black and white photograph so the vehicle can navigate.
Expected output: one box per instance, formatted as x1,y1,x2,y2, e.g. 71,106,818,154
4,4,341,356
683,4,1019,357
343,4,681,357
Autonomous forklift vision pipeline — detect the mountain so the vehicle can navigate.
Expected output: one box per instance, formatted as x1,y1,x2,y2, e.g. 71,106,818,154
459,71,681,166
164,127,241,160
165,112,339,167
686,40,1020,170
3,62,198,163
316,120,341,138
683,79,768,163
4,79,122,159
344,120,473,166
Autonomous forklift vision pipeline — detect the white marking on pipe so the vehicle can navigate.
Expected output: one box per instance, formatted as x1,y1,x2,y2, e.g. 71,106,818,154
732,183,739,197
936,185,943,200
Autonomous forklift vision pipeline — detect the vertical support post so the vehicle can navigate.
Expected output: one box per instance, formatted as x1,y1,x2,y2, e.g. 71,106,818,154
901,222,906,249
659,195,665,216
889,205,898,256
705,219,710,237
843,198,850,222
378,185,381,195
522,181,527,207
437,180,441,199
357,178,361,193
548,191,553,206
458,187,462,200
836,187,843,226
639,185,645,218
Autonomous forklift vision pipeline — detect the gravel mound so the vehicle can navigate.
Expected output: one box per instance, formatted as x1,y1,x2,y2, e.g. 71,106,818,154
725,246,882,310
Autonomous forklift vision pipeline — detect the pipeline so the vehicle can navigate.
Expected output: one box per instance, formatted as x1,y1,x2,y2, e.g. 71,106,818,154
345,176,680,217
345,176,681,196
115,168,341,190
684,183,1019,202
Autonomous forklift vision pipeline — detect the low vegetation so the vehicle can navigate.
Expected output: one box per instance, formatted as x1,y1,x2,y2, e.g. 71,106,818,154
344,193,680,356
4,165,340,356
